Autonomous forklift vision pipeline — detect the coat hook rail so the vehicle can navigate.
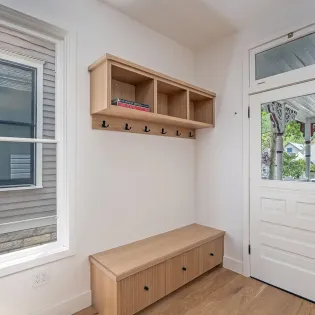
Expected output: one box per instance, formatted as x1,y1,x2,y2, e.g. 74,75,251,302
92,116,197,139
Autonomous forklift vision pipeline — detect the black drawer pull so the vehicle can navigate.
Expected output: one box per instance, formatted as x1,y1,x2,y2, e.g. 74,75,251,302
182,267,187,271
144,286,149,291
210,253,214,256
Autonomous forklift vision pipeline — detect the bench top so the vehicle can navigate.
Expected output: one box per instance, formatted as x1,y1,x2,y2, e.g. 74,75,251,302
90,224,225,281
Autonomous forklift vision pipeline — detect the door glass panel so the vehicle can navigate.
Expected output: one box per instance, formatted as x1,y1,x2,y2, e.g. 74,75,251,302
261,93,315,182
256,33,315,80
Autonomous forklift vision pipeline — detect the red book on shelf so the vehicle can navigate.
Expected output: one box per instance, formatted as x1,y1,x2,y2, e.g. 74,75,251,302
116,101,150,112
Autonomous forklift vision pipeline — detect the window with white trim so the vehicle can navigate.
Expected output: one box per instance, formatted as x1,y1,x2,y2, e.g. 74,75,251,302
0,26,58,258
0,7,75,277
250,24,315,90
255,32,315,82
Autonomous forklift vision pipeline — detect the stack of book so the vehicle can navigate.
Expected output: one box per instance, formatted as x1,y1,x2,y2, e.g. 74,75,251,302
111,98,150,112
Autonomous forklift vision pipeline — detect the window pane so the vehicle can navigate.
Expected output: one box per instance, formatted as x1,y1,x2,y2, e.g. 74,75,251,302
0,60,35,124
261,93,315,182
0,141,35,186
0,143,57,255
256,33,315,80
0,124,32,138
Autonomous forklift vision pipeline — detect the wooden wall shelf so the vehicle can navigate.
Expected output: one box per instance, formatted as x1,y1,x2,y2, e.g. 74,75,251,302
89,54,216,139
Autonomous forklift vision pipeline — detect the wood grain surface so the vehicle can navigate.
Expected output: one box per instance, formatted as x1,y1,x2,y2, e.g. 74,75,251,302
75,267,315,315
139,268,315,315
90,224,224,280
89,54,216,97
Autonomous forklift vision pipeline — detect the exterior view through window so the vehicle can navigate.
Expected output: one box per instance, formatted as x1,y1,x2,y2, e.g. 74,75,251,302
0,60,36,187
0,26,57,256
255,32,315,81
261,93,315,181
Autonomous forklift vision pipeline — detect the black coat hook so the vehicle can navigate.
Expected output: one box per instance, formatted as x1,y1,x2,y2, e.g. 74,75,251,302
101,121,109,128
176,131,181,137
189,132,195,138
144,126,151,133
125,123,132,131
161,128,167,135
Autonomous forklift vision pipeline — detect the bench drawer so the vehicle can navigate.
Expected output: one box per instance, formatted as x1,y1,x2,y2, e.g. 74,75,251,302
165,247,199,294
118,262,166,314
199,237,224,274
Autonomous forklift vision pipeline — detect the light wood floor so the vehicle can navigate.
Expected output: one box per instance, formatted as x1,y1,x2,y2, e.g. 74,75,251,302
75,267,315,315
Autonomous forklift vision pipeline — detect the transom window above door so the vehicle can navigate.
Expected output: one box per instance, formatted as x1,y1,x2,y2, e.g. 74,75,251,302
255,32,315,81
249,25,315,89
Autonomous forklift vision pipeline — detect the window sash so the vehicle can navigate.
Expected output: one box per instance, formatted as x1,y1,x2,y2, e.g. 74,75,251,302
249,24,315,94
0,50,45,190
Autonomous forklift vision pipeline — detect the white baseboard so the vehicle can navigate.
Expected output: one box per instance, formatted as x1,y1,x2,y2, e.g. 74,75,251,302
34,257,241,315
223,256,243,275
37,290,91,315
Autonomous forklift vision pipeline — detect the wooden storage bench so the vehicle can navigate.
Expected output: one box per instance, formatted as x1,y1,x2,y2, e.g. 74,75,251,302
89,224,225,315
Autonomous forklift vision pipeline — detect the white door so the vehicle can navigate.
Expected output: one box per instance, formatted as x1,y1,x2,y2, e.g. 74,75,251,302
250,80,315,301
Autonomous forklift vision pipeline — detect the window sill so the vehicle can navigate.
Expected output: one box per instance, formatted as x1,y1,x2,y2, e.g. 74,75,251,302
0,185,43,192
0,242,75,278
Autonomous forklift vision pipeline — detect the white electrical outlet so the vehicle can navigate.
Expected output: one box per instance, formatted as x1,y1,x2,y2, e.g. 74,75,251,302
32,272,49,288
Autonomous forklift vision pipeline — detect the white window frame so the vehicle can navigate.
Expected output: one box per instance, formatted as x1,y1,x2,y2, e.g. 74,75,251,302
0,49,44,191
249,23,315,95
0,5,76,277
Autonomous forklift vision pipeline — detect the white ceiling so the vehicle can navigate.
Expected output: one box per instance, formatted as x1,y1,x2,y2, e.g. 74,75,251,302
100,0,288,51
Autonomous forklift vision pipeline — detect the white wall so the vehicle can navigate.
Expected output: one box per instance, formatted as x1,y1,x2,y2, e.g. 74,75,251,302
194,0,315,274
0,1,196,314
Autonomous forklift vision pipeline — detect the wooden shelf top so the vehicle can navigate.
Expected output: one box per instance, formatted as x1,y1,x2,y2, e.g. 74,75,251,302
96,106,212,129
90,224,225,281
89,53,216,98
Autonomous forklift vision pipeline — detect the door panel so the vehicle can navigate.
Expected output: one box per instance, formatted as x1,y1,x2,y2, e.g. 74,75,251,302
250,80,315,302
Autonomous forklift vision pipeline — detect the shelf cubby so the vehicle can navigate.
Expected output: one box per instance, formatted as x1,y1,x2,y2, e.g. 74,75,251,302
111,64,154,112
189,91,214,125
157,80,187,119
